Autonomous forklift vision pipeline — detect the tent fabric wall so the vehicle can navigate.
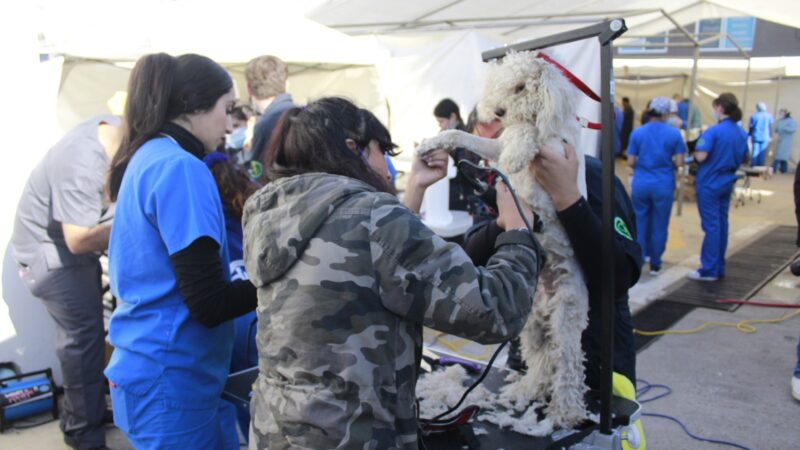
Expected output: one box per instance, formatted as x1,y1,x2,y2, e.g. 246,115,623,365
366,31,604,164
56,60,386,136
615,76,800,166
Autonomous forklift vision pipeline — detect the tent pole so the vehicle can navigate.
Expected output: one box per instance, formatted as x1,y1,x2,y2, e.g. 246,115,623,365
773,74,783,118
742,58,752,120
677,44,699,217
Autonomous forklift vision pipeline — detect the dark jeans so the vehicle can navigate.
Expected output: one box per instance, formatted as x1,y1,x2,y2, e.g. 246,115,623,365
772,159,788,174
21,259,106,449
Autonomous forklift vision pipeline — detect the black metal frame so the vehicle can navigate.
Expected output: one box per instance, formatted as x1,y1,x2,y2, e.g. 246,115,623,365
482,19,627,435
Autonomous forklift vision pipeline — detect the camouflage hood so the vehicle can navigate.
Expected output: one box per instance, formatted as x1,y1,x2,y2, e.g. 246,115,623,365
242,173,376,287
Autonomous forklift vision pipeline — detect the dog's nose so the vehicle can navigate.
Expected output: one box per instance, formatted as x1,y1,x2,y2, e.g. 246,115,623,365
495,108,506,117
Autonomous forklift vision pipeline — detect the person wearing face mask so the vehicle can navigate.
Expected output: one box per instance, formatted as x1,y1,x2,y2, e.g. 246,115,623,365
225,104,253,164
627,96,685,275
749,101,774,167
104,53,258,449
244,97,544,449
688,93,748,282
773,109,796,174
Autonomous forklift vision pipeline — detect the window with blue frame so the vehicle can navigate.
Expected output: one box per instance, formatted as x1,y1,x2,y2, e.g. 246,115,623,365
618,32,669,54
696,17,756,51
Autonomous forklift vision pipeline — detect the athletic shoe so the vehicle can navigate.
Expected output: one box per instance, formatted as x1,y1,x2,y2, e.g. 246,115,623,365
649,265,661,276
793,376,800,401
687,270,718,282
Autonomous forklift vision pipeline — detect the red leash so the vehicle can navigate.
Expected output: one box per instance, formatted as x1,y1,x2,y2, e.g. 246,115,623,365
717,299,800,308
535,52,602,130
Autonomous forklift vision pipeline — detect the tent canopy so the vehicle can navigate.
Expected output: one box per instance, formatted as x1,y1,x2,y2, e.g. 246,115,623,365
306,0,799,43
37,0,386,66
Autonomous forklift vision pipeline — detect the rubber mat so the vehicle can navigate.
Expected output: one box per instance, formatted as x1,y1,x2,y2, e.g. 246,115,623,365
656,225,798,312
633,225,799,352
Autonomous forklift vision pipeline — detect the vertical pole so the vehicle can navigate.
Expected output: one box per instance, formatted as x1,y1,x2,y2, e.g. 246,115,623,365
742,58,752,120
677,44,700,217
770,74,783,168
599,28,616,436
773,74,783,118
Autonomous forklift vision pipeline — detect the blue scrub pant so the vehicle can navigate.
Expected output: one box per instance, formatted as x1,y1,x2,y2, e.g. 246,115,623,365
696,185,733,278
632,184,674,268
751,141,768,167
110,383,239,450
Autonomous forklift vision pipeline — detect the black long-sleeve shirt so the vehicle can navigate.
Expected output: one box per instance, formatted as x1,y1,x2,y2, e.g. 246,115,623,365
170,236,257,328
462,155,642,388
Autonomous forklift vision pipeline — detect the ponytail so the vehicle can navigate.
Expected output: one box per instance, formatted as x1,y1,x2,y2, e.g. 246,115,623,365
107,53,233,201
108,53,176,201
712,92,742,123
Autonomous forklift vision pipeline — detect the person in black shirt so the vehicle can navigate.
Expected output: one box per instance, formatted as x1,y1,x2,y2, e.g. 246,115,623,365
621,97,635,154
463,143,642,390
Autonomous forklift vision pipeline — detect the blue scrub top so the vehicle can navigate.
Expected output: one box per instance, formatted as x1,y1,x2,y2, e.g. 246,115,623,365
106,137,233,408
695,119,748,191
628,121,685,191
223,211,258,371
749,111,773,143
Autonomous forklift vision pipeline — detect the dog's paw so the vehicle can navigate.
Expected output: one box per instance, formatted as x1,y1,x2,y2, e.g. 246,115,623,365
415,130,468,156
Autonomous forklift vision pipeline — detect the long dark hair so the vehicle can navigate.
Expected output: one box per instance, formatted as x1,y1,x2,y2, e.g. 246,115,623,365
433,98,463,124
107,53,233,201
207,157,260,220
712,92,743,123
263,97,398,194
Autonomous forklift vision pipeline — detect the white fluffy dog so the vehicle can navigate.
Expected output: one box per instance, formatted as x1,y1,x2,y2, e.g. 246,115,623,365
417,50,590,431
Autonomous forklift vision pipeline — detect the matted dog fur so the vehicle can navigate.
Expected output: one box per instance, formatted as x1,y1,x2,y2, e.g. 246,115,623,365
416,50,590,433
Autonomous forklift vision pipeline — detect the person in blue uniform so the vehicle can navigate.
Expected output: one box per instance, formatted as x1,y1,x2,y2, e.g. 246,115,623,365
204,151,261,444
688,93,748,282
749,101,773,167
104,53,258,449
627,96,685,275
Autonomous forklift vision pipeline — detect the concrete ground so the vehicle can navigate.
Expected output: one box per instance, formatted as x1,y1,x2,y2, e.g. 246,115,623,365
626,164,800,450
2,165,799,449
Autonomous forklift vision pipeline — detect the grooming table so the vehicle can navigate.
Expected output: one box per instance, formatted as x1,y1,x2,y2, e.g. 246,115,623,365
420,367,641,450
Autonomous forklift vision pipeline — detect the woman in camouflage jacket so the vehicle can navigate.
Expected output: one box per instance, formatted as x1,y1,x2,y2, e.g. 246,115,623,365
243,97,545,449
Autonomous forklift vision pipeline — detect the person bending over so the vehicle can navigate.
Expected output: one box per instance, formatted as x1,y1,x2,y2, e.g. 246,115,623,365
243,97,545,449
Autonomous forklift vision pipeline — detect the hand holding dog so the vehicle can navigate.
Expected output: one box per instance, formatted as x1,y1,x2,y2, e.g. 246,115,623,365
496,181,534,231
529,142,582,212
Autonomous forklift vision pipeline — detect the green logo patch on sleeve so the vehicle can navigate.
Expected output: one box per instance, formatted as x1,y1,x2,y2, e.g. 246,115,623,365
696,138,706,147
614,217,634,241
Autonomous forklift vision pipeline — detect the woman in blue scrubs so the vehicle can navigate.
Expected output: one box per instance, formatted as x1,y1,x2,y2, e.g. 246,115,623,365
104,53,257,449
627,97,685,275
689,93,749,281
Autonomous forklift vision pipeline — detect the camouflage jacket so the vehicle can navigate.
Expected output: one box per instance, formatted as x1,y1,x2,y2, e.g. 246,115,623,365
242,173,544,449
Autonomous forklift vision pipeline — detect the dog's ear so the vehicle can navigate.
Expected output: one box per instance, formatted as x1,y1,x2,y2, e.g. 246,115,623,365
534,57,577,139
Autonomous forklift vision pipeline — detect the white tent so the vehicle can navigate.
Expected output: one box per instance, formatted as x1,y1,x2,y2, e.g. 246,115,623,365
2,0,798,381
306,0,800,42
0,0,391,383
614,57,800,164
